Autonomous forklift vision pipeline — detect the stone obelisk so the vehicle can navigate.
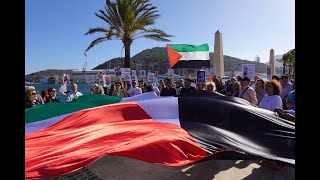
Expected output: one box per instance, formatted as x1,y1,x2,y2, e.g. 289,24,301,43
213,30,225,78
269,49,276,76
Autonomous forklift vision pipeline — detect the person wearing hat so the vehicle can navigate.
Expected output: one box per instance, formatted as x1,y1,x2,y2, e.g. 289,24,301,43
180,78,196,95
238,77,258,106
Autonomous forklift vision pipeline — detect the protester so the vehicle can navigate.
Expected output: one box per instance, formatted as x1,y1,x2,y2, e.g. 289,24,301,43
180,78,196,95
25,86,44,104
255,79,267,104
41,89,50,103
238,77,258,106
225,77,237,96
25,88,41,110
258,80,283,111
111,81,128,97
47,87,60,103
94,85,105,95
280,74,293,99
128,80,142,97
232,82,241,97
206,81,216,92
160,77,176,96
61,82,83,102
272,75,280,82
274,108,295,122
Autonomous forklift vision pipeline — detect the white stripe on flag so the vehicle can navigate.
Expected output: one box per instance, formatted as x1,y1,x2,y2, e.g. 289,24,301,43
26,92,180,134
178,52,209,60
25,113,73,134
121,92,180,126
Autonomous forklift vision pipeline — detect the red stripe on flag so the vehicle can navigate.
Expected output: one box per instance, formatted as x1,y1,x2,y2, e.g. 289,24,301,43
26,102,207,179
167,45,182,68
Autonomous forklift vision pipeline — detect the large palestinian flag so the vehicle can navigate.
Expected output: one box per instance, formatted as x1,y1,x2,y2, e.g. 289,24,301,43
167,44,210,68
25,92,295,179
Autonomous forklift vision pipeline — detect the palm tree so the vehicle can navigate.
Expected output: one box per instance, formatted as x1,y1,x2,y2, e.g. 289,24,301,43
277,53,289,75
84,0,174,68
287,49,295,76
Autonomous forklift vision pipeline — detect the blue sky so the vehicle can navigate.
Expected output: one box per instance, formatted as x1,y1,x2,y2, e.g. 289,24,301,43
25,0,294,75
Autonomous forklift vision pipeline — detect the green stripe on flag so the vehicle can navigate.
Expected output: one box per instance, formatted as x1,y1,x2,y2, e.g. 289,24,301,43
25,94,122,123
168,44,209,52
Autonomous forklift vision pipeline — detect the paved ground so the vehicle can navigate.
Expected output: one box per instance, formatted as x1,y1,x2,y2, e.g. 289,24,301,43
44,156,295,180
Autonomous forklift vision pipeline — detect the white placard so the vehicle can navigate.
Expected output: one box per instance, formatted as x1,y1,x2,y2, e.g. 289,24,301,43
210,68,216,76
267,64,272,80
85,75,95,86
242,64,255,81
121,68,131,81
147,73,155,85
132,70,137,76
63,74,70,85
59,82,67,93
139,70,146,79
102,75,111,88
114,67,121,77
168,69,174,78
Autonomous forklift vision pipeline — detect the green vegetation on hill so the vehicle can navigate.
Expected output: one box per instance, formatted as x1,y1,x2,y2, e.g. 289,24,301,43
25,69,74,83
93,47,270,74
26,47,285,82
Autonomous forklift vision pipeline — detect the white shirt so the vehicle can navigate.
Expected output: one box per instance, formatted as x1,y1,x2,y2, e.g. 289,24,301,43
128,87,142,97
153,86,160,95
258,95,283,111
67,91,83,102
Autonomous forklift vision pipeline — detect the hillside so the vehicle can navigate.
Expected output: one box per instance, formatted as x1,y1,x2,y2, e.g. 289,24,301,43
93,47,270,74
25,69,74,83
25,47,284,82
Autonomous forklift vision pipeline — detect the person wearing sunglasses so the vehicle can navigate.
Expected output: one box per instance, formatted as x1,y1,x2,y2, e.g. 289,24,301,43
47,87,60,103
25,89,41,110
111,82,128,97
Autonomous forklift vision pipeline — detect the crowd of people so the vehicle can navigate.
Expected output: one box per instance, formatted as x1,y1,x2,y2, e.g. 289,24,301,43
25,74,295,123
25,73,295,171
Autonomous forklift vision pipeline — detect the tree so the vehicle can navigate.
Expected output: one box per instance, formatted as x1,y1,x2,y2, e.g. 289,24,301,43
277,49,295,75
84,0,174,68
287,49,295,76
277,53,289,75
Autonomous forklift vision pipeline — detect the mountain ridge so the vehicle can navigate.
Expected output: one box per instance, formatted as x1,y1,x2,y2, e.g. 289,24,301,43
26,47,283,82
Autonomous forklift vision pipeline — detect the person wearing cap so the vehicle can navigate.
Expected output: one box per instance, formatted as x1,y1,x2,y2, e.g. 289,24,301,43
238,77,258,106
180,78,196,95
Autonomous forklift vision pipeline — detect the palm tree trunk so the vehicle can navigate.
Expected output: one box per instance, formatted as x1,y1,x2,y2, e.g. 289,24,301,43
289,64,292,76
293,67,295,77
123,39,133,68
283,64,286,75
